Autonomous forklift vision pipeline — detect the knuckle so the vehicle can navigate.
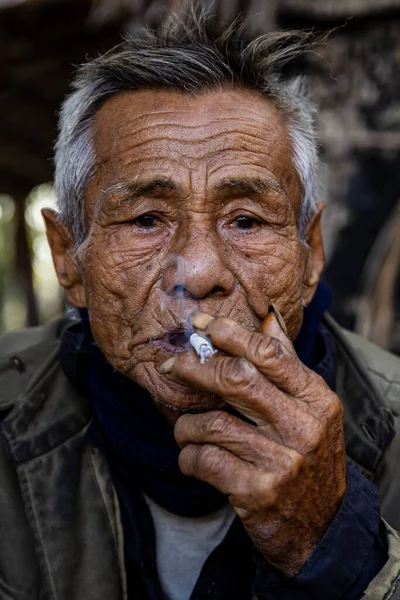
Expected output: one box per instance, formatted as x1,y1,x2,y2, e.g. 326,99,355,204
216,317,235,333
196,445,224,476
216,357,257,393
290,366,323,398
177,350,196,373
315,420,328,443
325,395,345,438
303,421,327,454
330,394,344,421
311,374,331,398
286,451,304,478
197,444,215,463
321,394,344,427
257,473,278,508
249,334,285,366
179,352,193,371
208,317,233,341
206,411,234,437
269,450,304,488
292,367,318,398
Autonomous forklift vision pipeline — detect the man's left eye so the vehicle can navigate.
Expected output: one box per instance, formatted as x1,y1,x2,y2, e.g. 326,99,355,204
132,214,159,228
233,216,260,230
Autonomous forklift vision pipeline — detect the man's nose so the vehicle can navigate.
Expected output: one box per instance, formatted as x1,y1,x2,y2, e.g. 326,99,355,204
162,230,235,300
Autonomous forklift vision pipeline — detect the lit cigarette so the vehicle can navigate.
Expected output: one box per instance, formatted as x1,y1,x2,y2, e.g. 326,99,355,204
189,333,216,364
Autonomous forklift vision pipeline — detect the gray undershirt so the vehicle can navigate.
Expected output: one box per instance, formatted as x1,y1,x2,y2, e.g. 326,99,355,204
144,494,236,600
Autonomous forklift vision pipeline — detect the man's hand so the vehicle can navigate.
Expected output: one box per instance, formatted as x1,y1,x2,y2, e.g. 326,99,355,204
159,311,347,577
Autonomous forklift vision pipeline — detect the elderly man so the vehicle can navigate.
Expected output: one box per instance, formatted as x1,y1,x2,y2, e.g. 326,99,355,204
1,12,400,600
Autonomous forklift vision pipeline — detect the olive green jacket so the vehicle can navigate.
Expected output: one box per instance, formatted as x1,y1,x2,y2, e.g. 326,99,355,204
0,315,400,600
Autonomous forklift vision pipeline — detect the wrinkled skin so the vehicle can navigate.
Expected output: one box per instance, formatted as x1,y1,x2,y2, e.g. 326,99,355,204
44,87,346,575
166,311,346,575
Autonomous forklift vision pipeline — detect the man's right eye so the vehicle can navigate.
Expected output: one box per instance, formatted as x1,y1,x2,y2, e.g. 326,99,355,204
132,214,159,228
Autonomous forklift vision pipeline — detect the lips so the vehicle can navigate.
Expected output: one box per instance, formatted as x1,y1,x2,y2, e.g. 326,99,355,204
152,327,193,354
168,331,192,348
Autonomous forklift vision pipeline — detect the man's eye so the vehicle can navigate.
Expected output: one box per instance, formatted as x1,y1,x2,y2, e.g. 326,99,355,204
233,216,260,230
132,214,159,228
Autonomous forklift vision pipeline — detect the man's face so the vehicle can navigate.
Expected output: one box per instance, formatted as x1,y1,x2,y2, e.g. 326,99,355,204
47,88,323,415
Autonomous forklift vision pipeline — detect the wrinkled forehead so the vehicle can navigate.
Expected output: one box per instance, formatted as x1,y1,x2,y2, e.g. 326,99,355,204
86,87,302,213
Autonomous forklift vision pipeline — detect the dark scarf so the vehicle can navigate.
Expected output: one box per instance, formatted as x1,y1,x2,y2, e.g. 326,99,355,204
59,282,335,517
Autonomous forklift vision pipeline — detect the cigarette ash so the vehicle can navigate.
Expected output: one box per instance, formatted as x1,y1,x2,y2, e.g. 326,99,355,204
189,332,217,364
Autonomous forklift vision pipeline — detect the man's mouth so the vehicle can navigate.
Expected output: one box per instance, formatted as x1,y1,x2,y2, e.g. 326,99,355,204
169,331,192,347
153,328,193,354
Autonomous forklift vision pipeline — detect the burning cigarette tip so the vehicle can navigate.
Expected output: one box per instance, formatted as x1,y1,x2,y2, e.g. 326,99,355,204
189,333,216,364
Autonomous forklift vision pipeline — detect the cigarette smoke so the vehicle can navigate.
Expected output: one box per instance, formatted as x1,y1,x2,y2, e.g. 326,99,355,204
160,255,192,337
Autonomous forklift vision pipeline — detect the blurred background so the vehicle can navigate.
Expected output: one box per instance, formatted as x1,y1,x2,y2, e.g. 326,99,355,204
0,0,399,355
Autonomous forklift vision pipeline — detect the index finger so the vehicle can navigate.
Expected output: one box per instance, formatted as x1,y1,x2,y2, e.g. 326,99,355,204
162,350,323,447
192,313,323,399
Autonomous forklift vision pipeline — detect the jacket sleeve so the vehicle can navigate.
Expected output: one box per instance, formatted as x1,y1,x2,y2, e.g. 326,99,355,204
363,522,400,599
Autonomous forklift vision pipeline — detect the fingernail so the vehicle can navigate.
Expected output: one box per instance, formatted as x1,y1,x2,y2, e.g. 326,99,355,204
191,311,214,331
159,356,177,374
270,304,288,335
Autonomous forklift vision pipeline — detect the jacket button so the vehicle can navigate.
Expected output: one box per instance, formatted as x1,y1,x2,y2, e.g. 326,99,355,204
9,356,26,372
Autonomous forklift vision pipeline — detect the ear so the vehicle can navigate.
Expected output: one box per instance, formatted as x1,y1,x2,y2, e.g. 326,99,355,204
42,208,87,307
302,202,325,306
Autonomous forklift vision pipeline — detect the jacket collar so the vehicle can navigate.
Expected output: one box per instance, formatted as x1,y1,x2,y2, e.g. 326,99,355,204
0,318,92,462
323,314,395,479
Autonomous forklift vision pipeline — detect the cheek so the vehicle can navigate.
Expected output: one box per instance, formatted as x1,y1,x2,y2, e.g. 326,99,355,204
78,228,164,358
83,225,164,297
106,224,169,267
227,232,307,335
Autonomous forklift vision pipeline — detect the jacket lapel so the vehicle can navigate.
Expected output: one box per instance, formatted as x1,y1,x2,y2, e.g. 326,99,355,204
324,314,395,480
1,347,127,600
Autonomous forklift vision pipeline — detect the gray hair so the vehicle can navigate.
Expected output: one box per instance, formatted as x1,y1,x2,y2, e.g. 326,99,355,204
54,10,321,245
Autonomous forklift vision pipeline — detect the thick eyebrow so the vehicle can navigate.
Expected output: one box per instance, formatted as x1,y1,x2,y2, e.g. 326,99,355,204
100,178,177,205
214,177,287,199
